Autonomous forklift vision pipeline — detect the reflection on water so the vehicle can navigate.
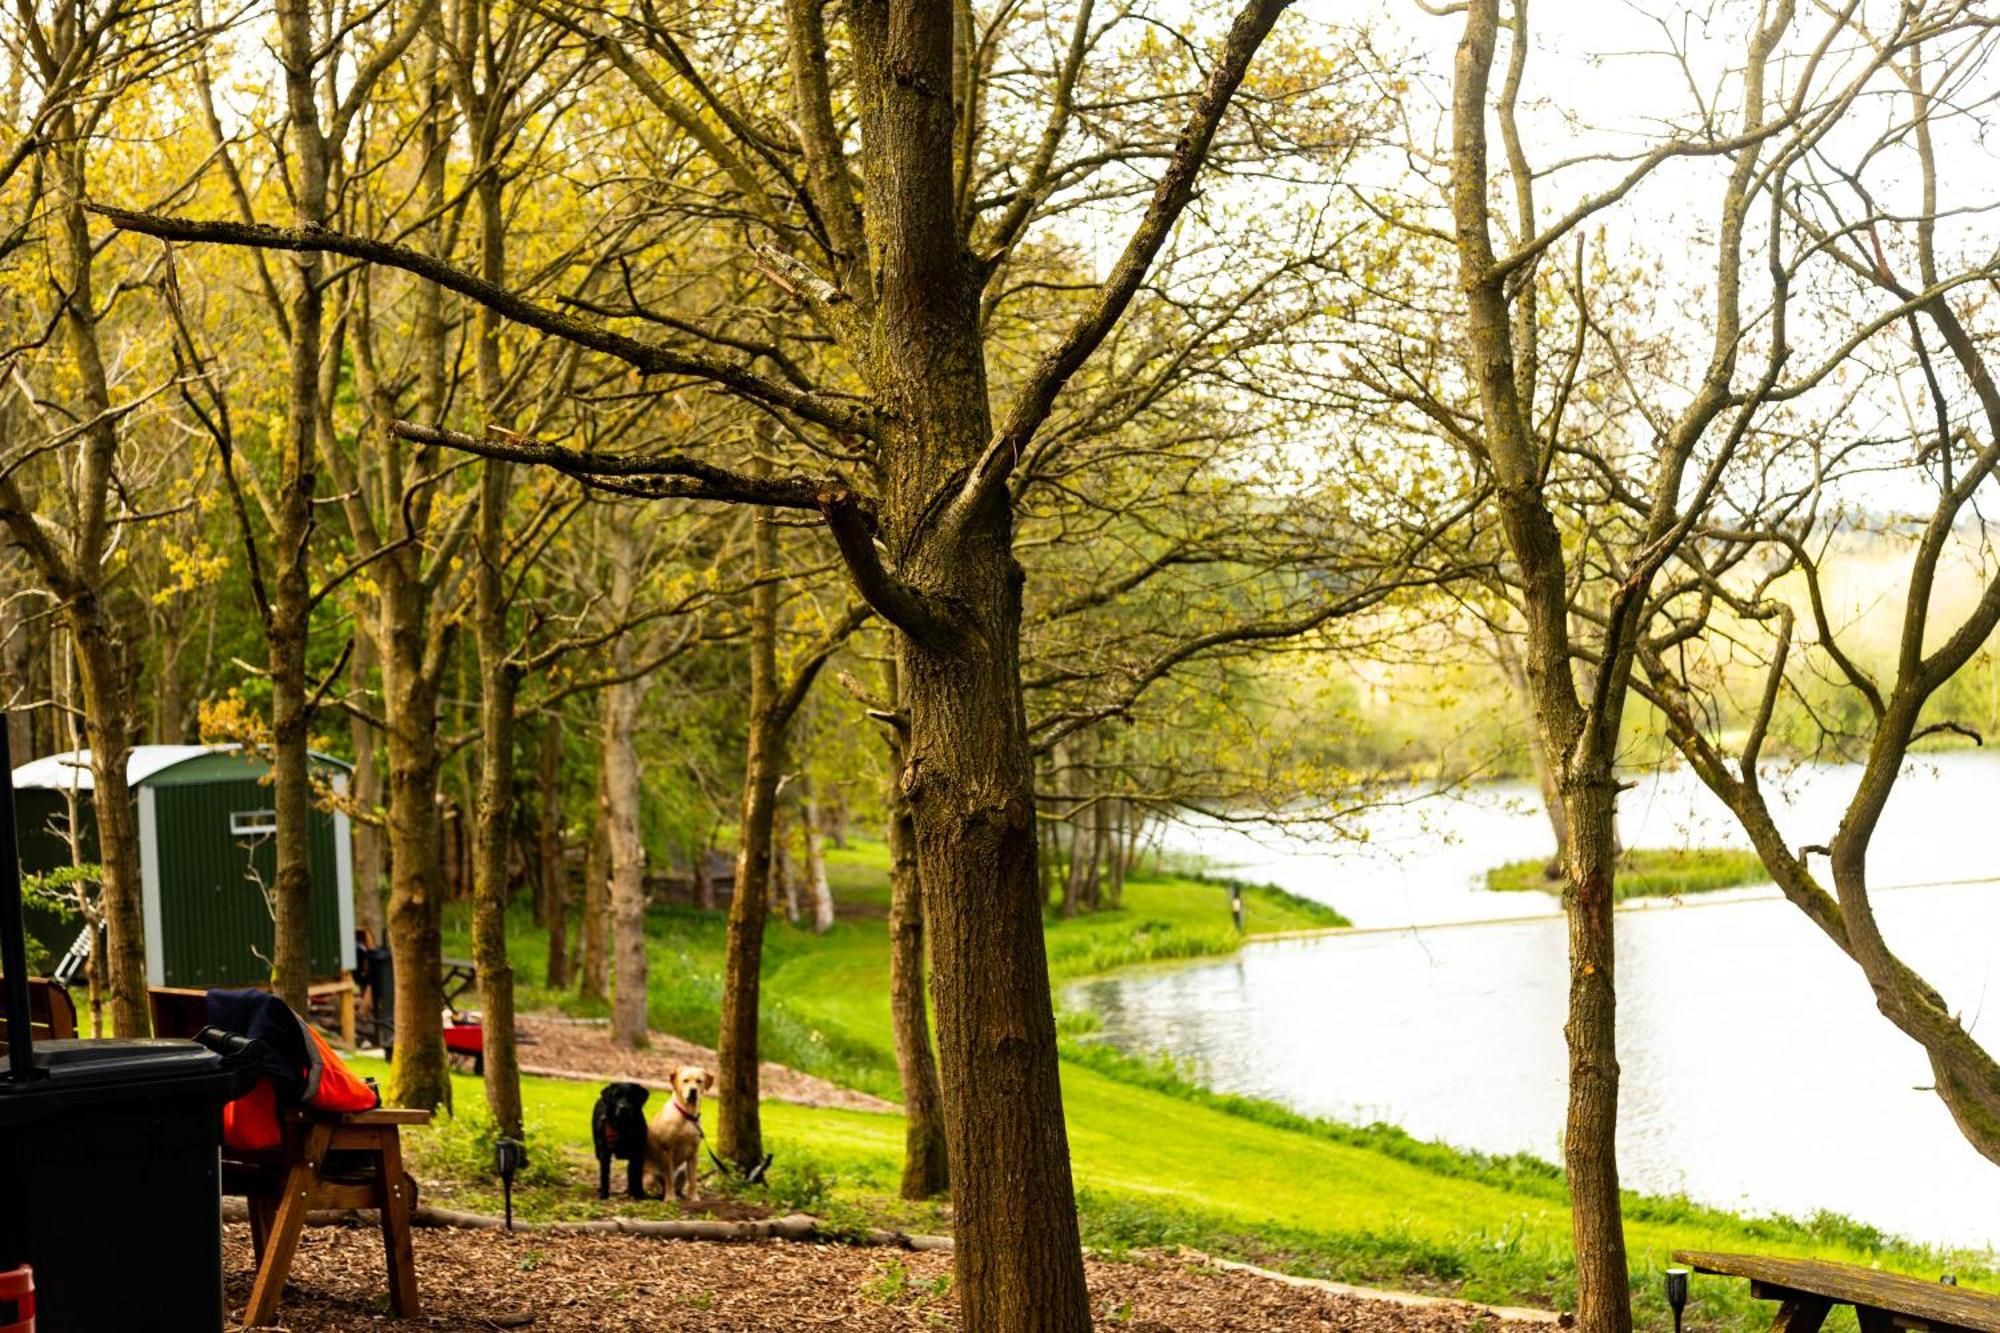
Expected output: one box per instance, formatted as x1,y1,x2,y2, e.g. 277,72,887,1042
1083,753,2000,1249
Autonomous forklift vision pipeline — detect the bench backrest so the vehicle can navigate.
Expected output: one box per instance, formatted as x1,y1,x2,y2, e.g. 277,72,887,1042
0,979,79,1057
147,986,210,1040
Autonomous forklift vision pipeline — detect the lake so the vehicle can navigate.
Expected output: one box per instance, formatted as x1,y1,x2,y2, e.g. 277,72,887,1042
1072,752,2000,1251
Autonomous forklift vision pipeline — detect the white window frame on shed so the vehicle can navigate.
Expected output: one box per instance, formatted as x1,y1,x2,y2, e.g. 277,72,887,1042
229,809,279,837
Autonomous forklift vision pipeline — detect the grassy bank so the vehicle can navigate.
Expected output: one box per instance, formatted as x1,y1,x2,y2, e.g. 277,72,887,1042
413,840,1987,1329
1486,847,1771,900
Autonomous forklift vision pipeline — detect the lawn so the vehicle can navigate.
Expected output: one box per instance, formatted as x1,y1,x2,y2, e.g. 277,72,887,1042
411,840,1987,1330
1486,848,1772,900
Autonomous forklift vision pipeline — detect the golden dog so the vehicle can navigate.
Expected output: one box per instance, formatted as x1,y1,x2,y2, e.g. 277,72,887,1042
643,1065,715,1201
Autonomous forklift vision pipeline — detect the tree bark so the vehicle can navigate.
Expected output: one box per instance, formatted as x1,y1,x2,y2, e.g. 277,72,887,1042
540,714,569,987
717,503,782,1167
0,98,153,1037
349,632,388,946
1557,776,1629,1327
774,804,799,923
577,762,610,1003
800,772,835,934
884,663,949,1200
381,573,450,1108
73,620,147,1036
466,90,524,1126
602,591,649,1050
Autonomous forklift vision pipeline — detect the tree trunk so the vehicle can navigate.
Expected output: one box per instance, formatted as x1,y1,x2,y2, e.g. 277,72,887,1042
717,503,781,1167
1089,795,1111,914
577,763,610,1003
884,664,948,1199
467,115,524,1125
1560,776,1629,1330
349,634,387,946
267,610,314,1012
472,456,523,1127
897,578,1089,1331
2,103,153,1037
0,580,32,764
603,673,648,1048
381,579,450,1109
774,804,799,923
72,620,147,1037
696,824,719,911
263,0,331,1017
855,6,1093,1287
540,714,569,987
800,773,835,934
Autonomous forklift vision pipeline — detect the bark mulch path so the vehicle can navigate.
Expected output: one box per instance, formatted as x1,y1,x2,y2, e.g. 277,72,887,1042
514,1013,897,1114
223,1222,1549,1331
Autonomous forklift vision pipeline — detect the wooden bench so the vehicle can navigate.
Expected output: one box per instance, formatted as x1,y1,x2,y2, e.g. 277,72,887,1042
0,979,77,1057
149,986,429,1327
1676,1251,2000,1333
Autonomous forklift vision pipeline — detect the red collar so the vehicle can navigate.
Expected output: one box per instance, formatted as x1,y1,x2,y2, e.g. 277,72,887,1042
673,1098,701,1123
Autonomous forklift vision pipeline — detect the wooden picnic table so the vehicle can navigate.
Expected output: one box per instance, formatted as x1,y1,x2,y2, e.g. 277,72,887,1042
1676,1251,2000,1333
147,986,431,1327
233,1106,432,1327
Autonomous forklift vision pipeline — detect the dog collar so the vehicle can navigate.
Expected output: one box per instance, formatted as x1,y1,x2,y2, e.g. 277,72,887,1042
673,1099,700,1123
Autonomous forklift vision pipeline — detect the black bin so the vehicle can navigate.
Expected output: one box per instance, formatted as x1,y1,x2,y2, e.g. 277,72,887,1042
0,1036,247,1332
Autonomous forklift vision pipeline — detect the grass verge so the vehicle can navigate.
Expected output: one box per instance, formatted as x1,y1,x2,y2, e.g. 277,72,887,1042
1486,848,1771,900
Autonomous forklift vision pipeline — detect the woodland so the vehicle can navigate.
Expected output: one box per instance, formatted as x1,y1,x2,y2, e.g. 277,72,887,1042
6,0,2000,1329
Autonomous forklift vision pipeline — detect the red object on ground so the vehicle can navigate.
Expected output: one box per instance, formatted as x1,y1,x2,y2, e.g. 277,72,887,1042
443,1023,483,1056
0,1264,34,1333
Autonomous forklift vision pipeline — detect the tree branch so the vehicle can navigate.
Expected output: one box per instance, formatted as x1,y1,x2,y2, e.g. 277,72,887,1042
817,484,959,648
88,206,876,436
951,0,1294,525
391,420,833,511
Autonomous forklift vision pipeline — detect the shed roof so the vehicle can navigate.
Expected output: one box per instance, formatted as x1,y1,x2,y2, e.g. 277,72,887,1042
11,745,351,792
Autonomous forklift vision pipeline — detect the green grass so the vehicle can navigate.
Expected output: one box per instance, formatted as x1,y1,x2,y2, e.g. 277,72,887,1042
1486,848,1772,900
411,837,1988,1329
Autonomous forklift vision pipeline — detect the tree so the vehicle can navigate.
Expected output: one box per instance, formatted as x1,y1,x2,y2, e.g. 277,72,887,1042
1630,8,2000,1166
1412,5,1980,1325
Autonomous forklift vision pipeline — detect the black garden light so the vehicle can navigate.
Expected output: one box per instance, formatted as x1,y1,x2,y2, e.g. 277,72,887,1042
494,1136,529,1231
1666,1267,1691,1333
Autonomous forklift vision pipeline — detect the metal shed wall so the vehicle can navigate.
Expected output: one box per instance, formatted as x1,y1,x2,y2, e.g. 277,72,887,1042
144,777,347,987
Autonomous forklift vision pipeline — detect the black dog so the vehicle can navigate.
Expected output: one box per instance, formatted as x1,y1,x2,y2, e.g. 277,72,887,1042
592,1081,651,1200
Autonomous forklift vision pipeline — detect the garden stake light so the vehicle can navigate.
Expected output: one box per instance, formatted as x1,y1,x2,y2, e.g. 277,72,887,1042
1666,1267,1690,1333
494,1137,528,1232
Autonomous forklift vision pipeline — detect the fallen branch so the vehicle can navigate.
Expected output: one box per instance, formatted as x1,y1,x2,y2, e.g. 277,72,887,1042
221,1198,952,1250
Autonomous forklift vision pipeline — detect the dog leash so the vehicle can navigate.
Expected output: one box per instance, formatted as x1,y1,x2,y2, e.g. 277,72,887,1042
675,1100,773,1185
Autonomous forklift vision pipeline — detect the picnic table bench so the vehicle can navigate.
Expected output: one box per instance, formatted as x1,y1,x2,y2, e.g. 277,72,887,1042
1676,1251,2000,1333
233,1106,430,1327
149,986,431,1327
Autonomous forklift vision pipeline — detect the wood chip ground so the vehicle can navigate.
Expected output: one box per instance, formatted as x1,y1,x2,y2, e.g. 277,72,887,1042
224,1222,1545,1331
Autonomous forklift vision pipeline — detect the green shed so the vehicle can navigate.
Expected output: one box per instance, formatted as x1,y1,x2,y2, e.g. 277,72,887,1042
11,745,356,988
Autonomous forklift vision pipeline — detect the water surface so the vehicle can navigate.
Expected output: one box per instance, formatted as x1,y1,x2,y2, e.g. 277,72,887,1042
1081,753,2000,1249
